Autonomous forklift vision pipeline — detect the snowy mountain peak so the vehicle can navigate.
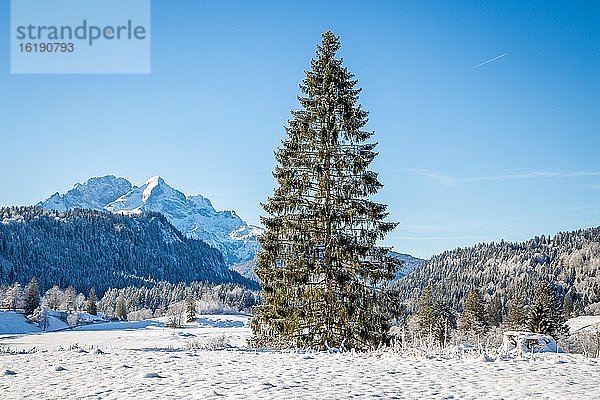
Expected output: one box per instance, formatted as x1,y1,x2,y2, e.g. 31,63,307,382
37,175,133,212
39,175,262,265
141,176,167,202
145,175,163,185
106,176,187,215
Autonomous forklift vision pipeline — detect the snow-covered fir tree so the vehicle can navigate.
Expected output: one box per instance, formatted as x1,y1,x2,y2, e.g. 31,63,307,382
186,291,197,323
115,293,128,320
252,31,400,351
44,286,63,310
415,287,456,345
62,285,77,312
24,277,40,316
86,287,97,315
4,282,23,310
527,281,567,336
76,293,86,311
458,288,488,335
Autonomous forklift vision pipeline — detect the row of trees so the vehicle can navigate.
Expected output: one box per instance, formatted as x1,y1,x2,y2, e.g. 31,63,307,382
416,281,568,345
0,278,98,316
99,281,259,321
0,278,258,330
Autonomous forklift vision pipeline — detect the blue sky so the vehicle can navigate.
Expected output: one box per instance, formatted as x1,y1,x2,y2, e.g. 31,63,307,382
1,1,599,258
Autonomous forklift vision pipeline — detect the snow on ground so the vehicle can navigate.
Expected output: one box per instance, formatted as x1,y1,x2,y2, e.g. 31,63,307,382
0,311,68,335
1,314,251,353
1,314,599,399
567,315,600,334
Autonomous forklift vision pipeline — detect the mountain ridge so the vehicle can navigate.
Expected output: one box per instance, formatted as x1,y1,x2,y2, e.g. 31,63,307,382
389,251,427,280
39,175,133,212
394,226,600,317
38,175,262,266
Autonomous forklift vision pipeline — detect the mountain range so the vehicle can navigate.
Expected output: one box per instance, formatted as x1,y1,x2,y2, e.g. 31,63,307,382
38,175,428,282
38,176,262,266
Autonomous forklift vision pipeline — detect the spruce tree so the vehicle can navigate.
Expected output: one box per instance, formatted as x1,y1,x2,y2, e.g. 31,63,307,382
526,302,549,333
63,285,77,311
486,293,503,327
185,292,197,323
416,287,437,337
527,281,567,336
504,296,526,330
24,277,40,316
416,287,456,345
458,288,487,334
115,293,128,321
86,287,97,315
563,290,574,319
252,31,400,351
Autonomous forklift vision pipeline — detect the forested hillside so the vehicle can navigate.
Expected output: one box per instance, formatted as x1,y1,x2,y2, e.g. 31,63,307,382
396,226,600,317
0,207,256,295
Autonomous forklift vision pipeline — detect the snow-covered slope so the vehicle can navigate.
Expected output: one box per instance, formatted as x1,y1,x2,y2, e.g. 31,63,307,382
0,311,68,334
566,315,600,334
230,260,258,282
38,176,262,266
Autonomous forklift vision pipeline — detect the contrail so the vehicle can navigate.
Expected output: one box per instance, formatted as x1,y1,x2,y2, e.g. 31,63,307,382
472,52,508,69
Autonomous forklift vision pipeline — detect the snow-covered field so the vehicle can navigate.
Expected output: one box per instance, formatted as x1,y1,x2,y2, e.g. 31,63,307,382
1,313,600,399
